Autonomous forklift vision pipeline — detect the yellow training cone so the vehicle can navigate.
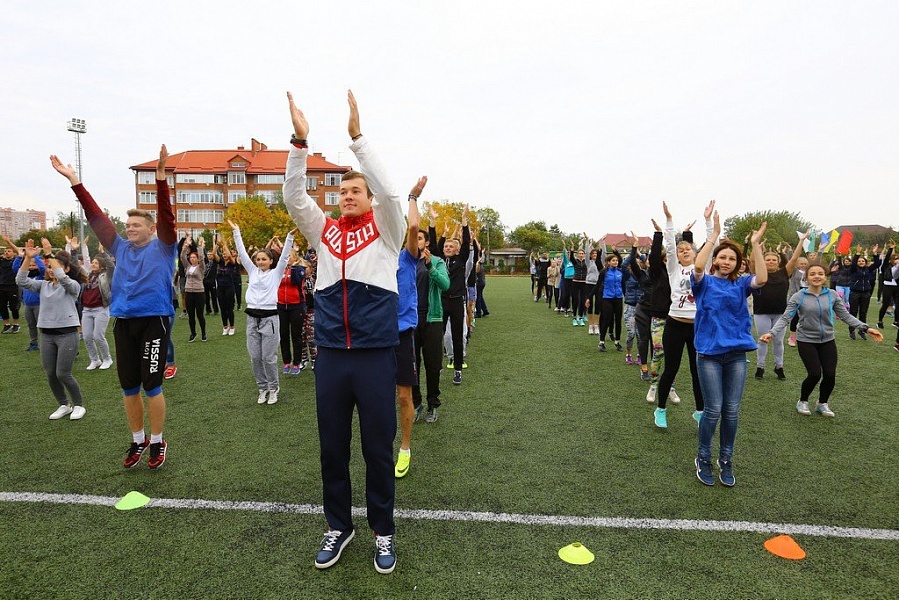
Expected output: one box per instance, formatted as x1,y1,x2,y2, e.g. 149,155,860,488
558,542,595,565
115,491,151,511
764,535,806,560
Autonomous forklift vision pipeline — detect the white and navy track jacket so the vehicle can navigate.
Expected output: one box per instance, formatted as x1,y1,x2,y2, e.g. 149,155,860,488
283,136,406,349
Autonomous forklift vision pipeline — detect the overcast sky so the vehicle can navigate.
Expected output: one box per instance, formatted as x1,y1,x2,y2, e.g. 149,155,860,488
2,1,897,240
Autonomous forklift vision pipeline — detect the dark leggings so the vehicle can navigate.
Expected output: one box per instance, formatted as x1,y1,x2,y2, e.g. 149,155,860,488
849,291,872,329
217,286,235,327
442,296,465,367
205,285,219,313
635,305,651,365
796,340,838,404
600,297,622,341
185,291,206,336
277,305,305,365
0,289,20,321
878,285,896,323
656,317,703,411
570,280,587,318
535,278,549,301
586,284,601,315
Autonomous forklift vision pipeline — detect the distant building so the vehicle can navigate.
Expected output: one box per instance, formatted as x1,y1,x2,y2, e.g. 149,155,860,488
0,207,46,240
130,138,350,238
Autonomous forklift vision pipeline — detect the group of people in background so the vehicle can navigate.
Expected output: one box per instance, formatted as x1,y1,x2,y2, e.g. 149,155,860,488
528,202,895,487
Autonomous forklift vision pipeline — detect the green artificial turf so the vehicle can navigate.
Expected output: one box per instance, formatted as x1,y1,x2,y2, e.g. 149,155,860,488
1,276,897,599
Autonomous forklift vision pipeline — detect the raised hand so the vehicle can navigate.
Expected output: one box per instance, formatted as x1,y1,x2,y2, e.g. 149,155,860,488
704,199,716,220
24,239,40,258
347,89,361,139
630,231,639,246
683,220,696,232
750,221,768,245
422,247,432,265
710,212,721,239
662,201,672,221
429,205,438,221
410,176,428,198
286,92,309,139
70,236,80,250
651,219,662,232
156,145,168,179
50,155,80,185
227,219,238,230
40,238,53,255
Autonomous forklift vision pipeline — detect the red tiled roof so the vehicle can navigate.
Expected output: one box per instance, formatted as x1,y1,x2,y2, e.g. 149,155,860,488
130,149,349,174
603,233,653,247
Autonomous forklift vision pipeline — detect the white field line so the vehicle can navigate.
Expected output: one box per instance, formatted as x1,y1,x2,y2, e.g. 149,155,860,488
2,491,898,541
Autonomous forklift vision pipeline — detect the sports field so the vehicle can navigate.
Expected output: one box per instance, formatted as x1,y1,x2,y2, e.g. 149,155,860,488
1,276,897,599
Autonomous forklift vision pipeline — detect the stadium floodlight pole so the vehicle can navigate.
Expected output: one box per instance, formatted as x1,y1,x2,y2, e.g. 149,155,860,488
66,118,87,240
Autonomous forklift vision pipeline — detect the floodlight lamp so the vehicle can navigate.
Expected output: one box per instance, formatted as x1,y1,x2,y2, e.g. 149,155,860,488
67,118,87,133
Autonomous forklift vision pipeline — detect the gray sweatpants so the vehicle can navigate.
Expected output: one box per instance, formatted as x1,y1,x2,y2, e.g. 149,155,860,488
82,306,112,362
754,313,785,369
25,304,40,346
246,314,280,391
40,331,83,406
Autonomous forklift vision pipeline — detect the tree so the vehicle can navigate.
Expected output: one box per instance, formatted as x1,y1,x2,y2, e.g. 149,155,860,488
474,206,506,250
508,221,553,254
724,210,816,249
421,201,482,239
223,196,303,250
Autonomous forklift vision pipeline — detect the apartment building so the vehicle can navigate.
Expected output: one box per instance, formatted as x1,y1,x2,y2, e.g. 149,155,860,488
130,138,350,238
0,207,47,240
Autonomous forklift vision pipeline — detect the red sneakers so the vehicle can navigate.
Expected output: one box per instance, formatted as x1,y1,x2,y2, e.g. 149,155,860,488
164,365,177,379
147,440,167,470
124,436,150,469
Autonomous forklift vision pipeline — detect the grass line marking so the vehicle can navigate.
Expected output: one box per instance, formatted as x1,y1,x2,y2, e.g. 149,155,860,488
2,491,897,541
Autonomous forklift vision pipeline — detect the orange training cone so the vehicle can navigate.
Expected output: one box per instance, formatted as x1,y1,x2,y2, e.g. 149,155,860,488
764,535,806,560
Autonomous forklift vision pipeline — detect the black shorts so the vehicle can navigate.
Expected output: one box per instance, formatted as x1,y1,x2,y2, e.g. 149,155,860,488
113,315,172,396
395,328,417,387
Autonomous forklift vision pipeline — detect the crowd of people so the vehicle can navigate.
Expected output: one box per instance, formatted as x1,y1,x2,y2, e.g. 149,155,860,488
528,204,896,486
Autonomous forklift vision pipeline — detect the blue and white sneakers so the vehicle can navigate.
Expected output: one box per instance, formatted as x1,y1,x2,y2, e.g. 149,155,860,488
695,457,715,486
717,459,735,487
374,534,397,574
315,529,355,569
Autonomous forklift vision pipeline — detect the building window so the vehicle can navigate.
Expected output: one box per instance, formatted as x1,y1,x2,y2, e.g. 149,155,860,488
231,162,246,168
175,173,215,184
149,210,158,222
228,171,246,185
325,192,340,206
138,192,157,204
137,172,155,184
258,191,277,205
176,209,224,223
325,173,342,186
257,174,285,184
306,177,318,191
228,191,247,203
215,174,227,184
177,191,224,204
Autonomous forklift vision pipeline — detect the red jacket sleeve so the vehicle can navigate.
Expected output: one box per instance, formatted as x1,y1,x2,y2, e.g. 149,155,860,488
156,179,176,245
72,184,118,249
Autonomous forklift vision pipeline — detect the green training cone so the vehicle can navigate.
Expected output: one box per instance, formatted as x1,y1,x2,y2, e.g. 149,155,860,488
115,491,151,511
558,542,595,565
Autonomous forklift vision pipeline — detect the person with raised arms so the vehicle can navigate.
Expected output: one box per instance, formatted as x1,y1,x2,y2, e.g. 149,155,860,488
51,145,177,469
283,90,406,574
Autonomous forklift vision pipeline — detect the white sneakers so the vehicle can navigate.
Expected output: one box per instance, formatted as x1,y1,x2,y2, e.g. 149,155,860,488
86,360,101,370
70,406,86,420
668,389,681,404
228,327,235,336
87,358,113,370
646,385,657,403
99,358,113,370
816,403,835,417
257,390,268,404
49,405,73,420
267,389,279,405
796,400,834,417
223,327,229,336
796,401,811,415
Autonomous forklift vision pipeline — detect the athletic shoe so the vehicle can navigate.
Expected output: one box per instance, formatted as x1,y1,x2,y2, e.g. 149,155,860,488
283,363,291,374
640,368,651,382
572,318,578,327
315,529,355,569
124,436,150,468
894,343,899,352
788,335,796,347
894,322,899,329
598,341,606,352
426,407,438,423
646,384,657,403
1,324,11,334
179,311,187,319
147,440,167,469
49,405,73,420
413,405,425,423
25,343,39,351
717,459,735,487
70,406,86,420
579,318,586,327
11,325,20,334
164,365,178,379
461,362,468,369
267,389,279,405
849,329,856,340
754,367,764,380
223,328,229,335
310,359,315,370
100,358,113,370
695,457,715,486
774,367,786,380
86,360,102,371
877,322,884,329
668,389,681,404
447,360,454,369
201,334,208,342
188,333,197,343
395,451,411,478
257,390,268,404
796,400,811,415
692,410,702,426
816,403,835,417
291,364,302,375
228,328,235,336
614,341,622,352
625,354,634,365
653,407,668,429
452,371,462,385
858,330,867,340
374,534,397,574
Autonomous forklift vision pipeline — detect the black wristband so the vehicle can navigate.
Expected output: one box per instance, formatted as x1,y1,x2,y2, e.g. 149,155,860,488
408,194,418,202
44,253,54,259
352,134,363,141
290,135,308,148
